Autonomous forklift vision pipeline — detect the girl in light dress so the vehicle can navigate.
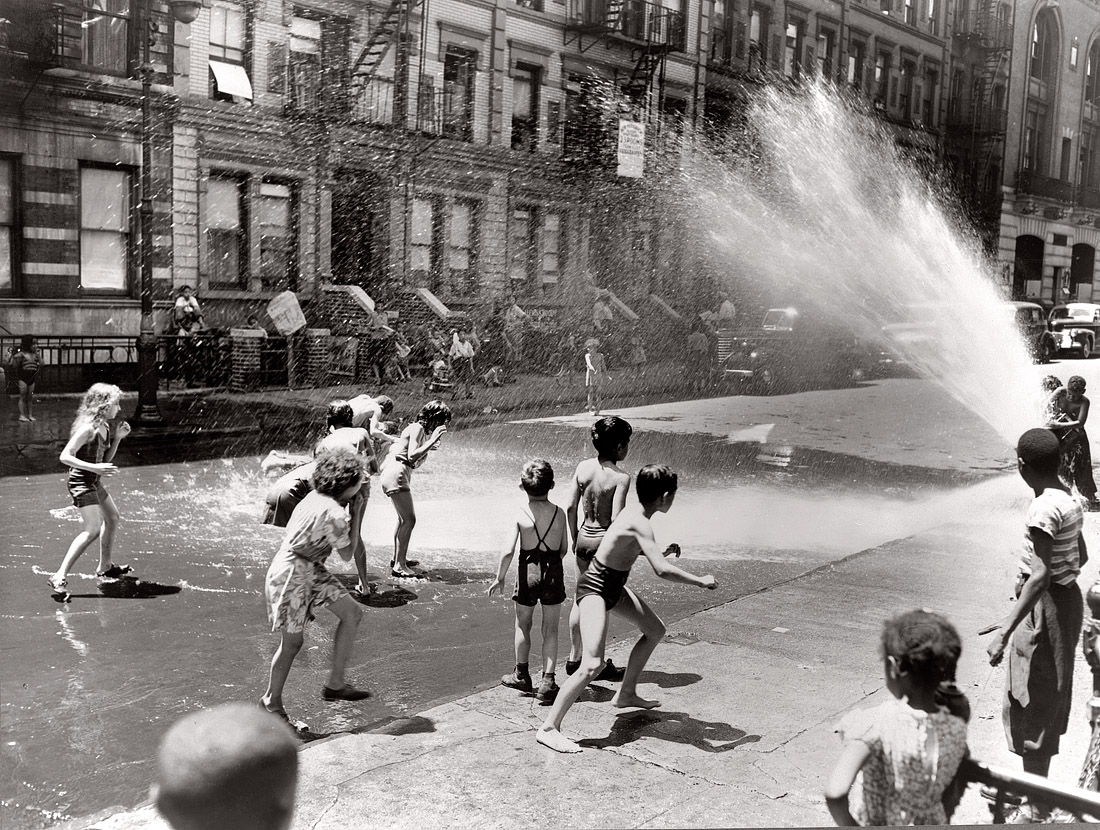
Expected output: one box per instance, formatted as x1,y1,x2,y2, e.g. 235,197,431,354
825,608,969,826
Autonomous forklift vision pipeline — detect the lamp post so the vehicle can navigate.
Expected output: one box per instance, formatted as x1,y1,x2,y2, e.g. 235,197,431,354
132,0,203,425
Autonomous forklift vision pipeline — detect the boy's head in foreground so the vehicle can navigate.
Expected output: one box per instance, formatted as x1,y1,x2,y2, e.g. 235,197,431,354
880,608,962,696
520,459,555,497
591,416,632,461
1016,427,1061,483
636,464,678,511
153,703,298,830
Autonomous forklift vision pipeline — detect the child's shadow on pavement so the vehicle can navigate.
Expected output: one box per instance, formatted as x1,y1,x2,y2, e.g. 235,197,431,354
76,579,183,600
638,670,703,689
578,710,761,754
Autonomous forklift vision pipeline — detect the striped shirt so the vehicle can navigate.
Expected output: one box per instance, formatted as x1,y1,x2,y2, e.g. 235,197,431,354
1020,488,1083,585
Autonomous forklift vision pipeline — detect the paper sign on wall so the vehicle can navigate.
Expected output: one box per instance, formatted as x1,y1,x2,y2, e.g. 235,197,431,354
617,120,645,178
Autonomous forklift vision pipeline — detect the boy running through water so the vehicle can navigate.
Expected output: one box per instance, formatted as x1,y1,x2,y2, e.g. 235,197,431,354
537,464,717,753
564,416,633,681
488,459,570,703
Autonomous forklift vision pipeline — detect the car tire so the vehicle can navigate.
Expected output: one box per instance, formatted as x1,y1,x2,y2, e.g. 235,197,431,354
754,366,778,394
1036,339,1053,364
1082,338,1093,360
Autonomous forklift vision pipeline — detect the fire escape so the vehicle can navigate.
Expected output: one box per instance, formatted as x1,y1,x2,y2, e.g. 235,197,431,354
564,0,685,108
348,0,425,126
952,2,1011,229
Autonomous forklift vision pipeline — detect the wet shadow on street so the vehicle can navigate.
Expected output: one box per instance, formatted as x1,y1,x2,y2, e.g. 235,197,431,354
578,710,762,753
425,567,494,585
366,715,437,736
69,579,183,601
637,670,703,689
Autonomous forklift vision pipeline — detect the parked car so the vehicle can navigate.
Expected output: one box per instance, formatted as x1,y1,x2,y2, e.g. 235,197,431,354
1049,303,1100,359
716,307,875,393
1005,301,1056,363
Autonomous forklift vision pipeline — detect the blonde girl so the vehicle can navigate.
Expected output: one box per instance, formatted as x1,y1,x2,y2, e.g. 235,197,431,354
49,383,132,601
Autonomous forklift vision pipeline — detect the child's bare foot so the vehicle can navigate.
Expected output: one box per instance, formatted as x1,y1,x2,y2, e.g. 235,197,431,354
610,691,661,709
536,727,582,753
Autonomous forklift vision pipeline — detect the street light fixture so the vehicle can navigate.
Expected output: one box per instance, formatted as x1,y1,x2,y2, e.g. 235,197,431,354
133,0,203,425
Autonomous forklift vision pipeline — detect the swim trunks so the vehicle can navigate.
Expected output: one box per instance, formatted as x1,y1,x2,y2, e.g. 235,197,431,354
512,507,566,607
574,557,630,609
379,458,412,495
574,520,607,563
262,462,315,527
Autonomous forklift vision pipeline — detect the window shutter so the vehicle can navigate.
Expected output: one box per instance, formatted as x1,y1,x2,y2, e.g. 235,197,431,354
268,42,286,94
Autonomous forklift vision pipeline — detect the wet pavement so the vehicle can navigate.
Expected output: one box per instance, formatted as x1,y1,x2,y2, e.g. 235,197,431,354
4,361,1100,828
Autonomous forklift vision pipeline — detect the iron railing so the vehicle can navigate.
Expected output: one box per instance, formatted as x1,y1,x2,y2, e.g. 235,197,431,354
1,335,137,393
1016,170,1076,203
568,0,686,51
961,758,1100,822
157,334,232,390
955,10,1012,49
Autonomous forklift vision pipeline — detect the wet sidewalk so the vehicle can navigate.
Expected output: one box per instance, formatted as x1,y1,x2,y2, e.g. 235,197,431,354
72,481,1099,829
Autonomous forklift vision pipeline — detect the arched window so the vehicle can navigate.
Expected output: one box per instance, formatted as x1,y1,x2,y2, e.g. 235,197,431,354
1087,40,1100,110
1030,11,1058,85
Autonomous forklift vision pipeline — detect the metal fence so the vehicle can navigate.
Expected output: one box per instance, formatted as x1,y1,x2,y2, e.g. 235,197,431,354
1,335,138,394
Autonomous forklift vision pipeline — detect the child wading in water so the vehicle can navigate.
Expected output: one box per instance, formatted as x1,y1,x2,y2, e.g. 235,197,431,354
488,459,570,703
262,448,372,726
825,609,969,826
11,334,41,422
537,465,716,753
379,400,450,577
49,383,132,602
986,427,1087,821
584,338,609,415
565,416,633,681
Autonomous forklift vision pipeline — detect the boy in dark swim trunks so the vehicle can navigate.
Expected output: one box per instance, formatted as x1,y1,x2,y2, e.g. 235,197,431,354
489,459,569,703
564,416,633,681
537,464,717,753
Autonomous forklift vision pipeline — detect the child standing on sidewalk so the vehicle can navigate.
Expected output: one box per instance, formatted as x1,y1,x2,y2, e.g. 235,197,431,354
985,427,1086,822
488,459,569,703
49,383,132,602
262,448,372,726
536,465,716,753
825,608,970,826
10,334,41,422
584,338,609,415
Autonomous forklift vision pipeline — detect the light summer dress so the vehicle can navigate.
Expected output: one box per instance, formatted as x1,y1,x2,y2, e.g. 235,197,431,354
836,697,968,825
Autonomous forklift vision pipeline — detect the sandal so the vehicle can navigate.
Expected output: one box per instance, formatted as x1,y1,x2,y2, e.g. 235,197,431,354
48,576,71,603
96,564,134,579
390,568,419,579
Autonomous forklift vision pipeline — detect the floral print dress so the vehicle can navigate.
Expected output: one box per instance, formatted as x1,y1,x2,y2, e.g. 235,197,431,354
265,490,351,634
836,697,968,825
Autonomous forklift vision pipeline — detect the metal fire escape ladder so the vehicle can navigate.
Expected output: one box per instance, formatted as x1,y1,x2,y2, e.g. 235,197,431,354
973,21,1009,190
349,0,422,90
623,45,666,100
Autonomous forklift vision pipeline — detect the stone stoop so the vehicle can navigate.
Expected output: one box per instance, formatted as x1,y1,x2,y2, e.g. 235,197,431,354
317,285,381,335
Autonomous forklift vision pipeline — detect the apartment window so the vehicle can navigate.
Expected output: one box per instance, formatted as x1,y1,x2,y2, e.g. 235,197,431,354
955,0,969,29
903,0,915,24
1087,41,1100,109
259,182,295,292
209,4,252,101
509,206,536,285
516,0,544,10
927,0,938,34
542,213,561,286
1023,106,1046,172
206,176,247,289
783,21,803,80
748,8,769,72
80,167,131,292
875,51,890,101
1060,137,1073,181
410,197,440,288
711,0,733,64
922,67,937,125
443,48,476,141
816,30,835,80
847,40,865,89
1071,37,1079,70
447,200,478,295
81,0,130,74
1029,12,1057,85
1082,128,1098,191
899,60,914,117
288,15,321,109
511,64,540,152
0,158,13,293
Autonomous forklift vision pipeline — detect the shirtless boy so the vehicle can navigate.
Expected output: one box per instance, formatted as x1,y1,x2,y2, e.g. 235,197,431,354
348,393,396,444
564,416,633,681
537,464,716,753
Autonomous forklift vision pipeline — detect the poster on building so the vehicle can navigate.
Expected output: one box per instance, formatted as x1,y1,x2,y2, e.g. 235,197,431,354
616,120,645,178
267,291,306,336
329,336,357,382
